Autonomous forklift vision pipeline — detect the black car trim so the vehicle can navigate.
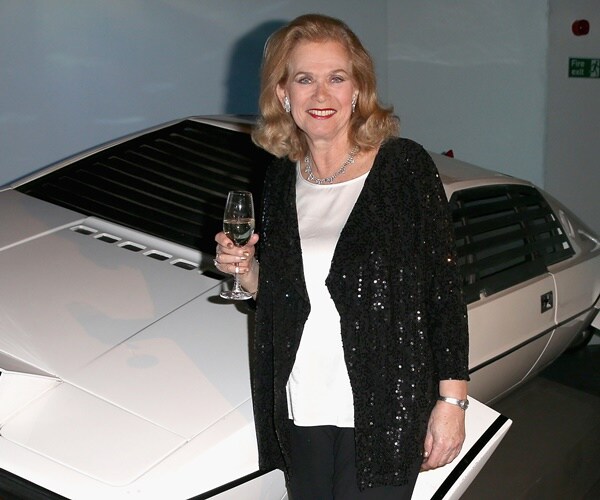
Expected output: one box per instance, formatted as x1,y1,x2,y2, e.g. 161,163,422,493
188,469,272,499
0,467,69,500
430,414,510,500
0,466,273,500
469,304,597,374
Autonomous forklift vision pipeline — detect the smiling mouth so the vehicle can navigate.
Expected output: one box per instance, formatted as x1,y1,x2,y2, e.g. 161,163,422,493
308,108,336,118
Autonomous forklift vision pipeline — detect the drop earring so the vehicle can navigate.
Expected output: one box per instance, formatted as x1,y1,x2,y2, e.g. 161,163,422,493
284,96,291,113
351,93,358,113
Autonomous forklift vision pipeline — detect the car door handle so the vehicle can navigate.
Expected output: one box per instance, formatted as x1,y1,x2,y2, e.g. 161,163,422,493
541,291,553,313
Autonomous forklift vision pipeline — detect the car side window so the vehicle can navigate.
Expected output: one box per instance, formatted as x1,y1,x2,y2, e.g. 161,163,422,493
449,184,575,304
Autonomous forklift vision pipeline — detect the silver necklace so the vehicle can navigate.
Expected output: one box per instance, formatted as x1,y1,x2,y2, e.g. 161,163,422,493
304,145,360,185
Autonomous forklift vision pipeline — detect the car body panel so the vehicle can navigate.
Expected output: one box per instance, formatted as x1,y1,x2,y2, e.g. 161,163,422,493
68,283,253,440
0,219,215,377
0,372,60,423
551,253,600,324
429,151,526,197
2,383,186,486
0,398,277,499
533,310,596,372
0,210,259,494
466,273,557,403
468,335,551,404
0,190,83,251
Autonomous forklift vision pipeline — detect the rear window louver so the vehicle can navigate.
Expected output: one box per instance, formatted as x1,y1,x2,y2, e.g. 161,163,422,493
17,120,271,254
450,184,575,303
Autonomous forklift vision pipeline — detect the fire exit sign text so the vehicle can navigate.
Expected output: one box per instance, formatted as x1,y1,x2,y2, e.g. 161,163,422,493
569,58,600,78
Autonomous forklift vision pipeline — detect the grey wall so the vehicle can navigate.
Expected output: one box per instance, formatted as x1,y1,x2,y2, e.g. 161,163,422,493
386,0,549,187
545,0,599,234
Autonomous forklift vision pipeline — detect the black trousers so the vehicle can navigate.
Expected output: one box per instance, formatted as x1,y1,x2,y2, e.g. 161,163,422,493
287,423,420,500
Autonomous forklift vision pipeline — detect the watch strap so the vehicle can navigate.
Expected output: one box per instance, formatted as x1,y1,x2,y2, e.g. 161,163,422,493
437,396,469,410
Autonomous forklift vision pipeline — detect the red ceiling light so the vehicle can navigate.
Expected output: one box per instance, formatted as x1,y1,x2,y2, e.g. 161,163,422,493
572,19,590,36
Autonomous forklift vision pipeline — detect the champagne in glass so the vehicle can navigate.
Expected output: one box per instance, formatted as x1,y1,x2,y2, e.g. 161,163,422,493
223,218,254,247
219,191,255,300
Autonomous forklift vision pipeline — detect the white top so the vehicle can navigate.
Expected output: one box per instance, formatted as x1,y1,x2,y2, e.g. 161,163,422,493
286,163,369,427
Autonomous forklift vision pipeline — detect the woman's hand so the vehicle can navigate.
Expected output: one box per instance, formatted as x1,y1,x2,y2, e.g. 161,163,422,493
421,400,466,471
214,232,260,294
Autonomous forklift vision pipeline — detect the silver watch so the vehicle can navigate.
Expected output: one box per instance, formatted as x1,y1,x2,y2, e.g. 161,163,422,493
438,396,469,410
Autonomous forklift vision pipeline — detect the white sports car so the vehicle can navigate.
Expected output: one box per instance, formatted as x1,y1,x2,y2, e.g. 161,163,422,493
0,117,598,499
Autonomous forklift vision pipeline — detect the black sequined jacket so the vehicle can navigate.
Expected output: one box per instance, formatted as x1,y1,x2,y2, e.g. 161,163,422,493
252,137,469,489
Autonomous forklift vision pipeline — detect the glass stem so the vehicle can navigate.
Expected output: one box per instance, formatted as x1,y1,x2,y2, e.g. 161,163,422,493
232,262,243,292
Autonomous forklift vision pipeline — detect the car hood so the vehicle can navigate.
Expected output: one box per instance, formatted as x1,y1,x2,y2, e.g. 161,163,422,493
0,191,257,493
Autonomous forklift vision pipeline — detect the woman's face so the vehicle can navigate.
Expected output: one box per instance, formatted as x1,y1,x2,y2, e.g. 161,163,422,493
277,40,357,147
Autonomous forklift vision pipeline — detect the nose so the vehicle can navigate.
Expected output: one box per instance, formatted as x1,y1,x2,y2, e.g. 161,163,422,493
313,82,327,102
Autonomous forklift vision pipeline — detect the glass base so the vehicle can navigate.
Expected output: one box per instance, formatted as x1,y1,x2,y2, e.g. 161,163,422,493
220,289,253,300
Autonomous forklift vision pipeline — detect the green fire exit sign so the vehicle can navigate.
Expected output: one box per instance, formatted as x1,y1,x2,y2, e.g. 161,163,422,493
569,58,600,78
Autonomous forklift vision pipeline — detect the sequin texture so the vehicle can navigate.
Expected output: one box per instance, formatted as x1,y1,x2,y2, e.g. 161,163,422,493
251,137,469,489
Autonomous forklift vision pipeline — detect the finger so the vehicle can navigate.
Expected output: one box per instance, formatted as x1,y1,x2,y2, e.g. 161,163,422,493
422,450,441,470
244,233,260,247
214,256,254,276
214,231,234,248
422,444,433,465
216,241,256,260
215,251,250,266
236,234,259,257
422,439,452,470
215,240,244,259
421,431,434,470
425,444,461,470
423,430,433,454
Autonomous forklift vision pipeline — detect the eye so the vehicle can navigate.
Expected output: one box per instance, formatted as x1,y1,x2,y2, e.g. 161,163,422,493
330,75,346,83
296,75,312,84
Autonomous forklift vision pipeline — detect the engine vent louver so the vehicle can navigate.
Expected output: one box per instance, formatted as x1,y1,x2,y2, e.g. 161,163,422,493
17,120,271,254
450,184,575,303
70,224,200,273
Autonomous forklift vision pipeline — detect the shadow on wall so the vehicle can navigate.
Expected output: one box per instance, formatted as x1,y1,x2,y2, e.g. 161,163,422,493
225,20,287,115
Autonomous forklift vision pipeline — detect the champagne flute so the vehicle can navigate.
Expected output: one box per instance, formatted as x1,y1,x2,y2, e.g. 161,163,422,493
219,190,255,300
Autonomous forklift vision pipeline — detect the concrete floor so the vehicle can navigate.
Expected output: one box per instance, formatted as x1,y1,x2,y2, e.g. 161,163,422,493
462,335,600,499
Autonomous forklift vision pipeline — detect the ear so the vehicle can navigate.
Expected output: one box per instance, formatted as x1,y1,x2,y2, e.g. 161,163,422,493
276,84,286,107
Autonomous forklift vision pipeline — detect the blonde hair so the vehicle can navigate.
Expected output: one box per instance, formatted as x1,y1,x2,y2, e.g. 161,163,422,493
251,14,399,160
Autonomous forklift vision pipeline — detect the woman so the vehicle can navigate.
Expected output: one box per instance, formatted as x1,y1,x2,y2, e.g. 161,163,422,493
214,13,469,499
